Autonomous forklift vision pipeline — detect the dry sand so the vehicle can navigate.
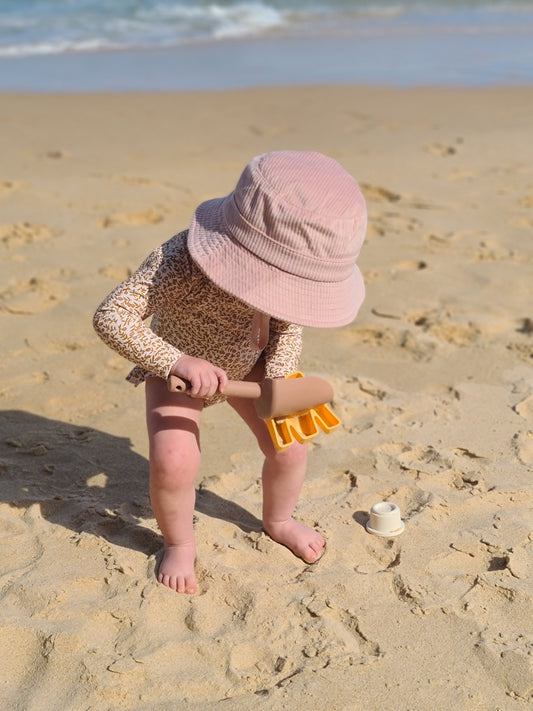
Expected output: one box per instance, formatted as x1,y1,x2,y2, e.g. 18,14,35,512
1,86,532,710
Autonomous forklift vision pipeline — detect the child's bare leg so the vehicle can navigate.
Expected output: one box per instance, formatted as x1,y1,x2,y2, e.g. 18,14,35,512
145,377,203,593
262,440,325,563
227,397,325,563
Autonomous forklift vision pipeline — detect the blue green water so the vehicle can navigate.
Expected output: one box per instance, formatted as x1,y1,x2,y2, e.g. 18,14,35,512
1,1,532,89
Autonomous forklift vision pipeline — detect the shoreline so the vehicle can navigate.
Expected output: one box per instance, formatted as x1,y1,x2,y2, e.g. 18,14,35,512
1,27,533,92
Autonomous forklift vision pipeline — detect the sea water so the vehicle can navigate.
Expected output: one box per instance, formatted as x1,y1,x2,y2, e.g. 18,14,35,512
0,1,532,90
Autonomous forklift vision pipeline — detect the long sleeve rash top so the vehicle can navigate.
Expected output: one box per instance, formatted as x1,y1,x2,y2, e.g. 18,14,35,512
93,231,303,406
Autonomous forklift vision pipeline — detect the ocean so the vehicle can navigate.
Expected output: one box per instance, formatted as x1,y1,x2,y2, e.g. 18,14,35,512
0,0,532,90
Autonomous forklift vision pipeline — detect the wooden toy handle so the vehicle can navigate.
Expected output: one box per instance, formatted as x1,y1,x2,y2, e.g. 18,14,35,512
167,372,334,419
167,374,261,399
167,374,189,392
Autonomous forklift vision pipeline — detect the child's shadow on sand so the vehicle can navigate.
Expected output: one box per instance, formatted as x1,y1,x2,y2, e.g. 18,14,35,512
0,410,261,556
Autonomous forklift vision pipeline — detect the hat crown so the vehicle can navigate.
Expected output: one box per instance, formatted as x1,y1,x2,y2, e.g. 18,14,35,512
223,151,366,283
187,150,367,327
240,151,362,218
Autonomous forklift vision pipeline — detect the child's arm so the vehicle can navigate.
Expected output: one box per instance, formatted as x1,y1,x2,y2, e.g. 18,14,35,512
262,320,303,378
93,236,188,382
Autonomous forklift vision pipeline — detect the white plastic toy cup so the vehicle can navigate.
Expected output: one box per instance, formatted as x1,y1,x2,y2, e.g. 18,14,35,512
366,501,405,537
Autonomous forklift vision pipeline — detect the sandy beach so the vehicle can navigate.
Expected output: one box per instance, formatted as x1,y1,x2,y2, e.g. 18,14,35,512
1,86,532,710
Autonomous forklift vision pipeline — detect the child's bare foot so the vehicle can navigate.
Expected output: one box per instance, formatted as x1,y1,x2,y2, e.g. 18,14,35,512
157,542,197,594
263,518,325,563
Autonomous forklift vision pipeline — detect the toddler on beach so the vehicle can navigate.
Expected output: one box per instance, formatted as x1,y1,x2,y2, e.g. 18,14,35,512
93,151,367,594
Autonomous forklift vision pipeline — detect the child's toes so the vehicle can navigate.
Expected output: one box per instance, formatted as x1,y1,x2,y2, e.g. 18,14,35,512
184,577,197,595
305,539,326,563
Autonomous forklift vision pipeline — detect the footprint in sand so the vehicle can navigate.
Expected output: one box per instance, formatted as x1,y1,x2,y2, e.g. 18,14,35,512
424,230,461,248
475,630,533,700
424,137,463,156
361,183,437,210
363,258,427,285
300,595,381,664
396,445,453,478
468,237,517,262
0,222,55,250
348,323,437,361
517,191,533,208
0,180,23,196
512,430,533,466
465,573,533,700
227,641,274,677
367,484,434,527
516,318,533,336
360,183,401,203
446,168,476,182
512,215,533,229
407,309,481,347
513,392,533,420
367,211,422,238
425,229,492,250
425,230,519,261
391,259,428,272
43,149,69,159
0,271,71,315
98,208,165,228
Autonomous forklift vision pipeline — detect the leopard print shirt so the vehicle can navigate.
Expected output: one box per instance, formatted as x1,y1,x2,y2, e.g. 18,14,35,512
93,231,303,406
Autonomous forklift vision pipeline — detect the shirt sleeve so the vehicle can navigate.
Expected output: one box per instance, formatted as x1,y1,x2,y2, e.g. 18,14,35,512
263,320,303,378
92,234,191,380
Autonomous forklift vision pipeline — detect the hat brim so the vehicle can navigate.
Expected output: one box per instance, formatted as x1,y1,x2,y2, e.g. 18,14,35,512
187,196,365,328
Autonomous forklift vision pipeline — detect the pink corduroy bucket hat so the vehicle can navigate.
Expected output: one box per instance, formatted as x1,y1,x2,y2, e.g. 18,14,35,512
187,150,367,328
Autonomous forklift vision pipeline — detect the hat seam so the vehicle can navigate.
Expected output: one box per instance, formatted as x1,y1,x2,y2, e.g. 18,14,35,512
197,243,359,287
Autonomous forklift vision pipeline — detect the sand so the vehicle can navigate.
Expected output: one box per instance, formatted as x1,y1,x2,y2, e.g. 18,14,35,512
0,86,532,710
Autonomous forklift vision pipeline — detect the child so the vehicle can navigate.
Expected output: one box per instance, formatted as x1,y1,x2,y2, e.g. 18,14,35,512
93,151,367,594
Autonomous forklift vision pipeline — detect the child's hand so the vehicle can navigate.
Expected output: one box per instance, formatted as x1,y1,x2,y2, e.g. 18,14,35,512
170,355,228,399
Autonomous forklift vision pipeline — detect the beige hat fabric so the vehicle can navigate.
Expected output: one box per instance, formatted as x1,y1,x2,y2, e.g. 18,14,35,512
187,151,367,328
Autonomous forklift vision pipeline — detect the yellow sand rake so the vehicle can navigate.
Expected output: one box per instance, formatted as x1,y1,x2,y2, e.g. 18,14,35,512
167,371,340,451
